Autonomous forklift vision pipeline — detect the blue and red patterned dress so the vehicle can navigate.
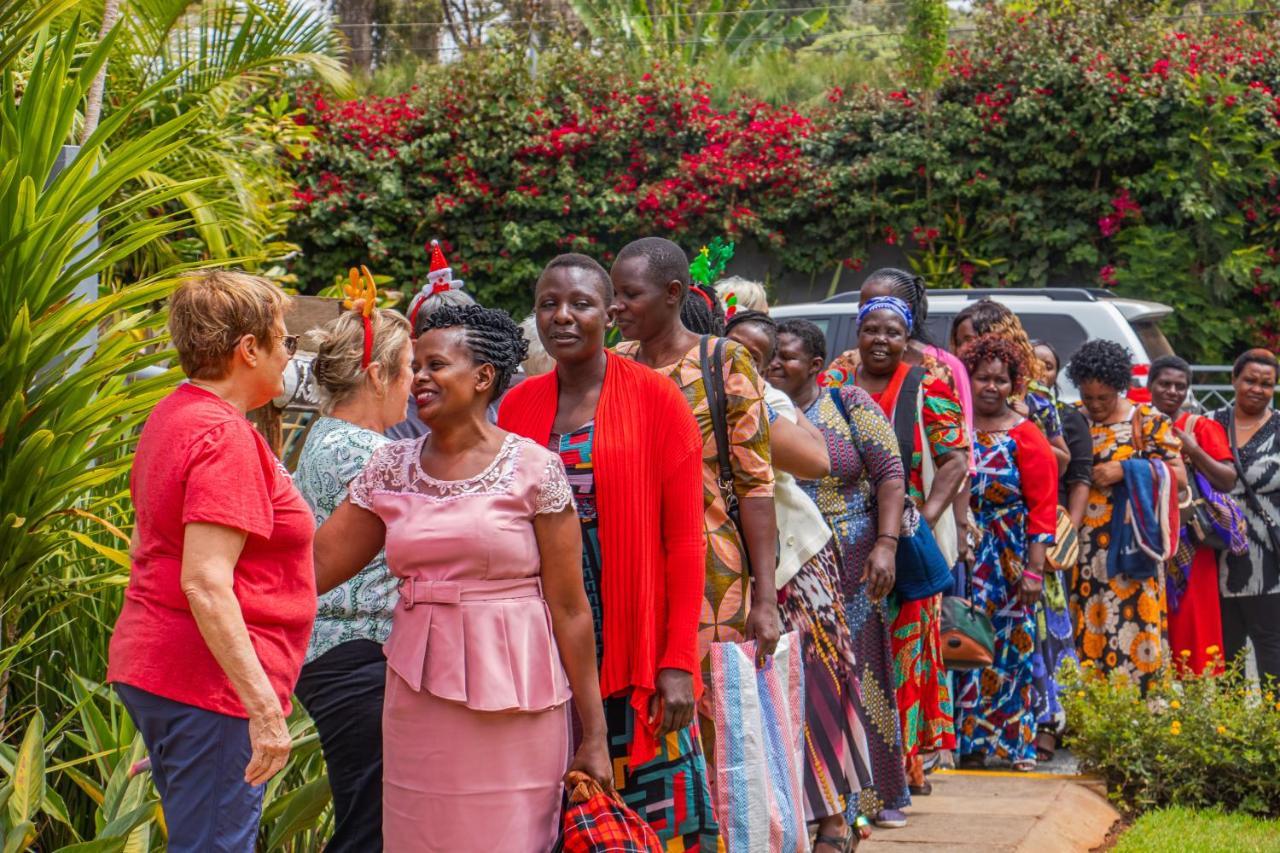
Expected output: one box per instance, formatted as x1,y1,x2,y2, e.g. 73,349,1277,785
955,419,1058,764
550,422,722,851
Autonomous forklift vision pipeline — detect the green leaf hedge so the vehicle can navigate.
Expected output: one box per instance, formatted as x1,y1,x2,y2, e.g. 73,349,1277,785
285,0,1280,361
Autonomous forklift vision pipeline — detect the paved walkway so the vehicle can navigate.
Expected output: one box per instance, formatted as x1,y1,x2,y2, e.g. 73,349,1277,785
859,771,1119,852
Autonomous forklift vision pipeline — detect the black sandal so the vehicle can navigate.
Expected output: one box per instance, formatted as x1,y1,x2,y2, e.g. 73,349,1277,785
1035,730,1057,763
814,832,855,852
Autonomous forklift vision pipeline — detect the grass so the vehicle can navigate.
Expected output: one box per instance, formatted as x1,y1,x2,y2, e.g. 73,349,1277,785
1114,807,1280,852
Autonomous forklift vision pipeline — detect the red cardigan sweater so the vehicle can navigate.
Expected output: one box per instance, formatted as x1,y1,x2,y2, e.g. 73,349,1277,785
499,352,706,766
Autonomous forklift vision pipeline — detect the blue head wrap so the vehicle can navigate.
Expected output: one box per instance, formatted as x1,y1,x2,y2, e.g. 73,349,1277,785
858,295,913,332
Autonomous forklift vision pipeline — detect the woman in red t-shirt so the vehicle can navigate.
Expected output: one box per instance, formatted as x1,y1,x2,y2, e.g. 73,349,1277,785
107,271,315,852
1149,355,1233,676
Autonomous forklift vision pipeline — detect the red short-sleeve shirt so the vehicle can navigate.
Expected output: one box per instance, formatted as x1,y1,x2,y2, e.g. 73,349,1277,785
107,384,316,717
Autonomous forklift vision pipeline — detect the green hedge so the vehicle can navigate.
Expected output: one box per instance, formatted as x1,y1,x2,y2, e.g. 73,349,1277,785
286,0,1280,361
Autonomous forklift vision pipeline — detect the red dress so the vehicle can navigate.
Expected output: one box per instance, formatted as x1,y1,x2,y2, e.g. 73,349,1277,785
1170,412,1228,676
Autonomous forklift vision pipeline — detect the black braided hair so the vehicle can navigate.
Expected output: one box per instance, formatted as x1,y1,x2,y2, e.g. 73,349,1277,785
681,284,725,335
724,309,778,355
864,267,932,345
777,318,827,363
1066,338,1133,392
421,304,528,401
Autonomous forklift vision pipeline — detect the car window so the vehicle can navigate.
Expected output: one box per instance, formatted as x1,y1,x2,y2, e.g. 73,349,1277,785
927,312,1088,365
1132,320,1173,360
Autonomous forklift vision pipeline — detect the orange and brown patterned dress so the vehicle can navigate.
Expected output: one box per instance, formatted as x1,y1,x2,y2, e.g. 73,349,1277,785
1071,403,1179,692
614,339,774,677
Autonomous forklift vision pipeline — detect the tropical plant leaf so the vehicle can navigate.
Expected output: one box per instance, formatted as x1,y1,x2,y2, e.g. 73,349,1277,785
6,712,45,826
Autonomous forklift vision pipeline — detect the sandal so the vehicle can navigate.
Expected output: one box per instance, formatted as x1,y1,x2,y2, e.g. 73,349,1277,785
1035,730,1057,763
908,779,932,796
1012,759,1037,772
814,832,855,852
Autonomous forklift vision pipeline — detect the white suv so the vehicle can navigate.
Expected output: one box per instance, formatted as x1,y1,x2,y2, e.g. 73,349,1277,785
770,288,1175,401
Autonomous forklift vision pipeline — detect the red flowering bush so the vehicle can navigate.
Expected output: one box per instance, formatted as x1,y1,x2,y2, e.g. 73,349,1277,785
286,0,1280,358
286,49,813,311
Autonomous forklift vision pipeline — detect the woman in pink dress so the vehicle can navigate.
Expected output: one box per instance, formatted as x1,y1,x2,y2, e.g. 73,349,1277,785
314,304,610,851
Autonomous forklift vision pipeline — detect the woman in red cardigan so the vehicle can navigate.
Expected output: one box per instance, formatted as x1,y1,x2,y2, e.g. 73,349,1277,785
499,254,718,849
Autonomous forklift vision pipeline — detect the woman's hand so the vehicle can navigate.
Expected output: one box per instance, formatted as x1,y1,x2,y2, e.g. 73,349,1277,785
245,708,292,786
650,668,696,737
866,538,897,601
1016,573,1043,610
1172,426,1196,454
1092,460,1123,487
745,598,782,667
566,731,613,791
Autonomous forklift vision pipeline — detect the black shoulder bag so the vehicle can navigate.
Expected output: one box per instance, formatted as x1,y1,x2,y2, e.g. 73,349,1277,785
700,335,749,564
1228,409,1280,555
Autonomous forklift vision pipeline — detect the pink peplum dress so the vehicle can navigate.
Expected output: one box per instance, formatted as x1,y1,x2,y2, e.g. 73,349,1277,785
346,433,575,852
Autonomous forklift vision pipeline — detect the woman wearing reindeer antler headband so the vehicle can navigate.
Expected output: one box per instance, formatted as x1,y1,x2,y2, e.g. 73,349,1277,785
293,267,414,852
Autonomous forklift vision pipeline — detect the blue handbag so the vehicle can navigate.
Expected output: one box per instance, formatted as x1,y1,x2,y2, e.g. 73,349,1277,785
829,378,951,602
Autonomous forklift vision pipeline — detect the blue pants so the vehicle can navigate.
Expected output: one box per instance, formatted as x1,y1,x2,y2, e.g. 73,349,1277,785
116,683,264,852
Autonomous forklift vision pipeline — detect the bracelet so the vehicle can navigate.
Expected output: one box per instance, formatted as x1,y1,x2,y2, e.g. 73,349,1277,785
1022,570,1043,582
876,533,899,543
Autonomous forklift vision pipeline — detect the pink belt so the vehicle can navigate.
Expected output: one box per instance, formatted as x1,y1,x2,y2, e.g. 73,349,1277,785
397,577,542,609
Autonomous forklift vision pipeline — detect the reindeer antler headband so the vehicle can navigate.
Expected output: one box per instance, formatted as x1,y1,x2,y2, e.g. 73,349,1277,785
343,265,378,369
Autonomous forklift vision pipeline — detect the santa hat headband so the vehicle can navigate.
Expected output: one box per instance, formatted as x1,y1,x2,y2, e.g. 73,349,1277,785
408,239,464,329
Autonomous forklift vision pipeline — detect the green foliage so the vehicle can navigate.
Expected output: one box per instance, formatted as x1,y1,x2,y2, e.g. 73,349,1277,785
0,16,198,724
1060,656,1280,816
566,0,828,63
1114,806,1280,853
288,0,1280,359
901,0,948,91
104,0,351,281
1,2,347,847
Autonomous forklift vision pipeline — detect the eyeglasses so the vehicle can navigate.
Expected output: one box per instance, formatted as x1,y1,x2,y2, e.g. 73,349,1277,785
277,334,299,356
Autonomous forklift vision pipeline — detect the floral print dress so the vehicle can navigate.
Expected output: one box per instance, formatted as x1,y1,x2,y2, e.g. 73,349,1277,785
1070,403,1179,692
955,421,1057,764
860,365,966,761
797,385,910,817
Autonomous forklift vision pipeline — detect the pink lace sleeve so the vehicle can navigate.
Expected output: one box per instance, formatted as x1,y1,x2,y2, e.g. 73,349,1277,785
346,441,410,511
534,455,574,515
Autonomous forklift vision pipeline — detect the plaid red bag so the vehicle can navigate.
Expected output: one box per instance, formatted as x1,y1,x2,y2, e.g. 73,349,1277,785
557,771,662,853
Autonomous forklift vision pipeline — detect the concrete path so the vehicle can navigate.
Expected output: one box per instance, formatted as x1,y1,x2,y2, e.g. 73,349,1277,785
859,771,1119,852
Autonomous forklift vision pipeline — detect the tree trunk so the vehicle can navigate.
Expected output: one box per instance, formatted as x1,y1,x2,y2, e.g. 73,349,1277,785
336,0,378,71
82,0,121,143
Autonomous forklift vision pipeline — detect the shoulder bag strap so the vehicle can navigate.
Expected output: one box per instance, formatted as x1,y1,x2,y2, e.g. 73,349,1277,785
893,366,926,472
828,386,849,422
1229,409,1280,553
700,335,734,499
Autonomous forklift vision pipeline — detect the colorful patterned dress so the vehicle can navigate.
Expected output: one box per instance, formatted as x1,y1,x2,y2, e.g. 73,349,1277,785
551,422,721,851
1070,404,1179,692
797,385,910,817
859,363,965,761
1033,402,1088,736
767,386,871,823
614,339,774,677
955,421,1057,764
